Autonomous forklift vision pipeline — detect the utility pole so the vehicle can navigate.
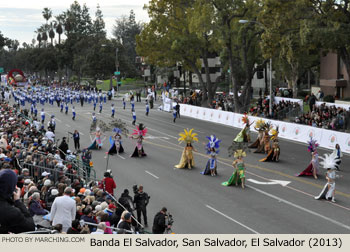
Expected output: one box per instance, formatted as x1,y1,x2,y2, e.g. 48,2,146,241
115,47,119,92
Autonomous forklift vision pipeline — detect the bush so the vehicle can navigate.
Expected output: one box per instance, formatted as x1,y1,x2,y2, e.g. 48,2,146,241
323,95,335,103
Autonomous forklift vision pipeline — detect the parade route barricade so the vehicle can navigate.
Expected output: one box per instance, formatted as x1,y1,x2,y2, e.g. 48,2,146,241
180,104,350,154
316,101,350,111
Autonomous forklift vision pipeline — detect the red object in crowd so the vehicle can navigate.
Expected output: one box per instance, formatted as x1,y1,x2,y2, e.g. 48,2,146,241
99,177,116,195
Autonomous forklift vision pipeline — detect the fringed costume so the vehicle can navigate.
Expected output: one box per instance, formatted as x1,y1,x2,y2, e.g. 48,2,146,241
175,128,198,169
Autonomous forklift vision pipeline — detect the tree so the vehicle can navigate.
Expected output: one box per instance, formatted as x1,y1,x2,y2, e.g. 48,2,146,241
259,0,318,98
0,31,7,48
49,22,55,45
55,15,64,45
42,7,52,24
36,32,42,48
137,0,219,106
305,1,350,89
202,0,265,112
113,10,143,77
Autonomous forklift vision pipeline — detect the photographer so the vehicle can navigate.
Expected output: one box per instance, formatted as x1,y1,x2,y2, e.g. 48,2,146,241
0,169,35,233
133,185,149,227
152,207,171,234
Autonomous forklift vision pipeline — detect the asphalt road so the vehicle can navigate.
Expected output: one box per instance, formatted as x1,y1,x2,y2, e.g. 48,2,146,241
18,95,350,234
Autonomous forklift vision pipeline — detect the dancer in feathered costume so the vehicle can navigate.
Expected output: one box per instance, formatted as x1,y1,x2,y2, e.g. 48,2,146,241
201,135,221,176
234,114,252,143
175,128,198,169
222,149,246,188
248,119,267,152
108,128,124,155
260,126,280,162
296,137,319,179
314,153,341,202
130,123,147,157
88,127,105,150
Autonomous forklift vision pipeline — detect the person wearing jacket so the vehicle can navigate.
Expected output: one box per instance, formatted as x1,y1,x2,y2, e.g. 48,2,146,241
152,207,169,234
99,171,116,195
0,169,35,233
50,187,76,233
134,185,149,227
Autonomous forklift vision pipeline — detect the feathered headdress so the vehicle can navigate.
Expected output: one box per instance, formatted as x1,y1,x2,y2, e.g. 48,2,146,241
234,149,246,158
113,128,122,134
319,152,339,170
178,128,198,144
242,114,249,125
254,119,266,131
206,135,221,154
270,126,279,141
307,136,319,153
132,123,147,137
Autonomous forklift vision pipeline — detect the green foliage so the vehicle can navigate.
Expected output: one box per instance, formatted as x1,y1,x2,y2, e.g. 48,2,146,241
113,10,142,78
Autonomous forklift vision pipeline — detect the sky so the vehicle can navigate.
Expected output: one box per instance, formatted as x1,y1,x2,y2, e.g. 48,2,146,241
0,0,150,45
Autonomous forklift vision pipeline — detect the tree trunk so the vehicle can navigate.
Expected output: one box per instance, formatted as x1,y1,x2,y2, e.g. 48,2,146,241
202,49,215,107
189,71,193,89
186,58,208,107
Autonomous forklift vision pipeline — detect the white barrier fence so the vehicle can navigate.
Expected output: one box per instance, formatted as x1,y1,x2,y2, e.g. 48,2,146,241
180,104,350,154
316,101,350,111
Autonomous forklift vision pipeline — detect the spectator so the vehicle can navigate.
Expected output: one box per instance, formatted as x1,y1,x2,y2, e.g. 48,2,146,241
0,169,35,233
50,187,76,233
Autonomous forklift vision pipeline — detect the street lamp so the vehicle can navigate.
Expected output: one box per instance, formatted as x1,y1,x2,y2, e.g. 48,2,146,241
102,44,119,92
239,19,273,117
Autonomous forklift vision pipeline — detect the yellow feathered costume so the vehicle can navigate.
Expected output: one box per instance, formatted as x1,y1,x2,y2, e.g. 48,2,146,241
175,128,198,169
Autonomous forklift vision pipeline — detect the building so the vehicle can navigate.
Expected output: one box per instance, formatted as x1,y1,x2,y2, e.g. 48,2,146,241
319,52,348,98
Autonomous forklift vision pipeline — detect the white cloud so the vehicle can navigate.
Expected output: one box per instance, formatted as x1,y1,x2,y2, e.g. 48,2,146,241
0,0,150,43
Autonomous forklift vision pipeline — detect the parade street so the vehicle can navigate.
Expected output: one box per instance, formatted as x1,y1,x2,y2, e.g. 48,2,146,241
30,97,350,234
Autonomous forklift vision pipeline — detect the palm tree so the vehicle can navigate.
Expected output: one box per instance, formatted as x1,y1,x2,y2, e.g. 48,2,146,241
42,7,52,24
55,15,64,45
36,33,42,48
42,32,48,43
49,22,55,45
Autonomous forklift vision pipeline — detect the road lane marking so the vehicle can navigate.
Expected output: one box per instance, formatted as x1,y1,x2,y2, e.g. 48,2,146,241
145,170,159,179
205,205,259,234
117,154,126,160
144,140,350,199
248,185,350,231
65,124,71,128
247,178,291,187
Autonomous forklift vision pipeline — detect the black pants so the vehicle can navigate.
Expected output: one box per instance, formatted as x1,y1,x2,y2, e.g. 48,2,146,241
137,207,147,225
74,139,80,150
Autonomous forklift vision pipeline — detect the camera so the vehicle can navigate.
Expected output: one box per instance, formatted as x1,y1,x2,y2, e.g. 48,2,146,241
132,184,138,194
166,213,174,226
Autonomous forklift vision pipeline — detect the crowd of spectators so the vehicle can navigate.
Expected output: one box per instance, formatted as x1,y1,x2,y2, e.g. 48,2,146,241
0,98,160,234
295,101,350,131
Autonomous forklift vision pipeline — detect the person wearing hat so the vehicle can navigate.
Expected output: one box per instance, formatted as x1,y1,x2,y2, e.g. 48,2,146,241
0,169,35,233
